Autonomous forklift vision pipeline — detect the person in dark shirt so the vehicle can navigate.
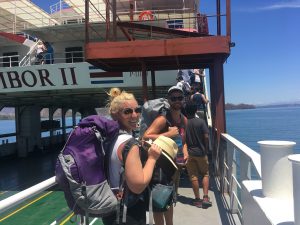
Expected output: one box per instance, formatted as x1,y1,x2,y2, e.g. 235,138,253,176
190,86,209,120
44,42,54,64
184,102,212,208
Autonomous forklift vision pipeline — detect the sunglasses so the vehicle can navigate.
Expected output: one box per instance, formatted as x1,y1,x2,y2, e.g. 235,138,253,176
122,106,142,115
169,96,184,102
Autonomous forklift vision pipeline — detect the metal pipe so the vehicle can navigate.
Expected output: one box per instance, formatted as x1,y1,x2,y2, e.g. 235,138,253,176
0,177,56,214
216,0,221,35
226,0,231,40
112,0,117,40
129,1,134,21
106,0,110,41
85,0,90,44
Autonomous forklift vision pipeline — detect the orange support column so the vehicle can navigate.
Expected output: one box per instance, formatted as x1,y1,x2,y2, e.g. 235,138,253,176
209,58,226,137
209,59,226,177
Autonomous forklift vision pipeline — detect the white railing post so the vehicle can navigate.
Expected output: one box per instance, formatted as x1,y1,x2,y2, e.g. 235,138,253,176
224,141,234,193
288,154,300,225
258,140,296,201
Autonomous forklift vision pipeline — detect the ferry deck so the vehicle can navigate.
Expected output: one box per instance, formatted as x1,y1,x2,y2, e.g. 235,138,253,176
0,146,235,225
0,1,299,225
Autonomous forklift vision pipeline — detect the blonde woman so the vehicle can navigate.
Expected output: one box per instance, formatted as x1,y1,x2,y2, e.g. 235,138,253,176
102,88,162,225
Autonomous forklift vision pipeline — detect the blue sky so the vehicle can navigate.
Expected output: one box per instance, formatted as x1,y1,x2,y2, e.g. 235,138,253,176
223,0,300,105
34,0,300,105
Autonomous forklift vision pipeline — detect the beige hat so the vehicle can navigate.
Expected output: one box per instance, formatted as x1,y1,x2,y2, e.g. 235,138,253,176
152,135,179,177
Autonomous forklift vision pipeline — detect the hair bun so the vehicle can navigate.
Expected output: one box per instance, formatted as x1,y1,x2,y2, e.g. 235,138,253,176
108,88,121,99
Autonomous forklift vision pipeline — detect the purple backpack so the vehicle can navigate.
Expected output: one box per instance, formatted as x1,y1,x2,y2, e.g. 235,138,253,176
55,115,120,216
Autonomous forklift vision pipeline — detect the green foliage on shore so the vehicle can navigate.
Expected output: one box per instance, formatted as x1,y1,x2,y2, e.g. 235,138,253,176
225,103,256,110
0,114,15,120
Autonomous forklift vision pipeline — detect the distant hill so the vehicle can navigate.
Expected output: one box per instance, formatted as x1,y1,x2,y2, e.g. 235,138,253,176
0,107,109,120
257,103,300,108
0,107,15,119
225,103,256,110
1,102,299,119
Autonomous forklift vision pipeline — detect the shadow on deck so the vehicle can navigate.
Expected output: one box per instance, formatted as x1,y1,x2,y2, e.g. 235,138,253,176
172,168,240,225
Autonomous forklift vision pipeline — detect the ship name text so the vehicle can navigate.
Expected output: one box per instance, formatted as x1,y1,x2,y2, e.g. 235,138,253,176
0,67,78,89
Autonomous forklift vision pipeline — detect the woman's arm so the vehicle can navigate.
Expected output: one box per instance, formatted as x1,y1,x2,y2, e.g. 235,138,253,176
124,144,161,194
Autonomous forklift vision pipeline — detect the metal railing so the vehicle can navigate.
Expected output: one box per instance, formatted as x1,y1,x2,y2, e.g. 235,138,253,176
1,50,85,68
213,132,261,224
19,41,40,67
0,55,20,67
0,177,56,214
50,0,71,14
85,0,231,42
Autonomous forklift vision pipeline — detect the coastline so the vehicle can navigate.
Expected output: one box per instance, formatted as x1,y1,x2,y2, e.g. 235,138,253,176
1,104,300,119
225,103,255,110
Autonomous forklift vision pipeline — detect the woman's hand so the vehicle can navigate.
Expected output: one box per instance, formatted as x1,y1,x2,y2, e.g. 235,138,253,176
148,143,162,161
125,143,161,194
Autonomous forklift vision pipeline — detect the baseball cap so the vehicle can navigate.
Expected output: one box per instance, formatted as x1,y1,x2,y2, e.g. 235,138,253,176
167,85,183,95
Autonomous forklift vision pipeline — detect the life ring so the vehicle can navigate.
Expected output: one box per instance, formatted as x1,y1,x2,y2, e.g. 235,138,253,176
139,10,154,21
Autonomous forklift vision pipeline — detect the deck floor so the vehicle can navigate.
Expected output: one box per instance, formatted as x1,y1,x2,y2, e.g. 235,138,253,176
0,149,236,225
172,173,236,225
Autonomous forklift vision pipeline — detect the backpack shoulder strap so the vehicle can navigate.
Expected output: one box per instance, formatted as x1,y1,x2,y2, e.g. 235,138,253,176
181,114,187,128
165,111,173,126
61,128,76,152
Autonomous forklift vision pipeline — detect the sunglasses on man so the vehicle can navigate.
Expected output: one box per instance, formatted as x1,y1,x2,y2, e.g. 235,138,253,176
122,106,142,115
169,96,184,102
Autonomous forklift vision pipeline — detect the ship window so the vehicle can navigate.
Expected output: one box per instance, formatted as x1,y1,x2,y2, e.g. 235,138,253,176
166,20,184,29
65,47,83,63
2,52,19,67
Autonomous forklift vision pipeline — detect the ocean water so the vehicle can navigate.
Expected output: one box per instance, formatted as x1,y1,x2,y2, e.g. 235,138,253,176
226,106,300,154
0,117,77,143
0,107,299,153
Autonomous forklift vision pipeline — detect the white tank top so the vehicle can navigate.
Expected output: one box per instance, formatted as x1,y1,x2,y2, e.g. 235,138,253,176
109,133,132,189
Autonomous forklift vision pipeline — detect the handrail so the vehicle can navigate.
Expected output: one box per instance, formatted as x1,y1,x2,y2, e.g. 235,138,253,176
221,134,261,177
0,55,20,67
19,41,40,67
84,0,231,42
0,50,85,67
213,133,262,222
50,0,70,14
0,132,16,138
0,177,56,214
0,55,19,59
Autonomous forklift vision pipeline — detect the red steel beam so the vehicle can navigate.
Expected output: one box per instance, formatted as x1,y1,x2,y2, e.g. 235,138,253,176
86,36,230,60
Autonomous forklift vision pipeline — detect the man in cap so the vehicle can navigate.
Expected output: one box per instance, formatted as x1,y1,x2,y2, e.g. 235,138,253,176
143,85,188,225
